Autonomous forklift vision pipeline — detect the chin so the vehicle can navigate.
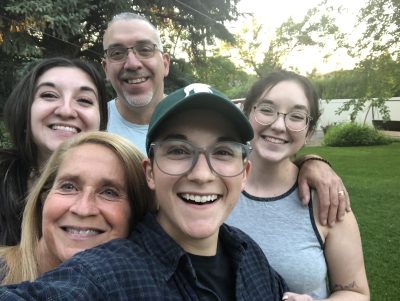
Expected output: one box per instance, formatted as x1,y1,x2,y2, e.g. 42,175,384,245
185,223,219,239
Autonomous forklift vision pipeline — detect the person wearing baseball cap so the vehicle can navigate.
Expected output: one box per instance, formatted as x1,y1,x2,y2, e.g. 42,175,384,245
141,83,287,300
0,83,288,300
145,83,254,152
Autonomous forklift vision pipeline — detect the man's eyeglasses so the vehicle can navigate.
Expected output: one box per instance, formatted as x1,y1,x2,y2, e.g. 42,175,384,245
104,42,160,62
253,104,312,132
149,139,252,177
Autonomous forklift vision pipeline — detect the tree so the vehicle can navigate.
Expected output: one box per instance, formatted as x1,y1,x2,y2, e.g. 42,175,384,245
334,0,400,122
228,1,346,78
195,54,255,98
356,0,400,59
0,0,241,109
268,0,400,124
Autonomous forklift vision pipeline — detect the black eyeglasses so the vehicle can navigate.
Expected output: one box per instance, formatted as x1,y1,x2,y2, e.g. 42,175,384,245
104,42,160,62
149,139,252,177
253,104,312,132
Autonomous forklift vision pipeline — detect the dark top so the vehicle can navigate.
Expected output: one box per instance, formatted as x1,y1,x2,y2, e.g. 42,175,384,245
188,241,235,300
0,150,29,245
0,213,288,300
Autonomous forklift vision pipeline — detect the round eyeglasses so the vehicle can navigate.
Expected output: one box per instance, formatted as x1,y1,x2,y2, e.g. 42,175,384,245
149,139,252,177
253,104,312,132
104,42,160,62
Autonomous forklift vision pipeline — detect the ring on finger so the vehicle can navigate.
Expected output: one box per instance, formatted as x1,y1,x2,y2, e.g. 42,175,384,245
338,190,345,197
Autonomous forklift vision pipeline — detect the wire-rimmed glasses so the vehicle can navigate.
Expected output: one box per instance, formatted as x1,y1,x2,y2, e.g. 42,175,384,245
253,104,312,132
104,42,159,62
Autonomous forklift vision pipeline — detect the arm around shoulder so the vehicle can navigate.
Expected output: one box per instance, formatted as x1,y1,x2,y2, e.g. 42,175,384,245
295,153,351,226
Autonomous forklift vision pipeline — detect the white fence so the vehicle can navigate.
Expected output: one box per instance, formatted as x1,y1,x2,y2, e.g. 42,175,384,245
319,97,400,129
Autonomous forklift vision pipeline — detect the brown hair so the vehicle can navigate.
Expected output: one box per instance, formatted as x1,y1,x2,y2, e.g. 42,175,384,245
242,70,321,135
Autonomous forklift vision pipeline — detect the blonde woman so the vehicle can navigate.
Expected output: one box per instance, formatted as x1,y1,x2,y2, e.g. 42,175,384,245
0,131,155,284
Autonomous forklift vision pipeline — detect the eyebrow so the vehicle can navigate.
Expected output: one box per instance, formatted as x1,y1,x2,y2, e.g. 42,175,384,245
35,82,98,98
258,99,308,111
55,174,125,189
107,39,155,48
160,133,241,143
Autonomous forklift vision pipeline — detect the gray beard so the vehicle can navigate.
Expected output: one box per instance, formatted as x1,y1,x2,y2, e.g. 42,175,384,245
122,90,154,108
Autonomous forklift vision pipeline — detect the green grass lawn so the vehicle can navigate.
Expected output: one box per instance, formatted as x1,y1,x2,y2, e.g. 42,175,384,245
298,142,400,300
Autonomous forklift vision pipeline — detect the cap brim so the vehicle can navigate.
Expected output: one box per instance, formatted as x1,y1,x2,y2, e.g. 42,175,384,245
146,92,253,154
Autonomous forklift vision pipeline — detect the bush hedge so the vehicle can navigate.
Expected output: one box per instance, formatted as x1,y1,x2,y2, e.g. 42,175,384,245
323,123,392,146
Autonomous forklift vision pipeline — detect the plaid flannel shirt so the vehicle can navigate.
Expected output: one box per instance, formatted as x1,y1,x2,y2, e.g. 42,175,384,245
0,213,287,300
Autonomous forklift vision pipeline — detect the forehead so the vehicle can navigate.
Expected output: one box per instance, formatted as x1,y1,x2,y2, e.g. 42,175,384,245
104,19,158,47
58,143,120,172
36,67,96,91
155,109,240,143
259,80,309,109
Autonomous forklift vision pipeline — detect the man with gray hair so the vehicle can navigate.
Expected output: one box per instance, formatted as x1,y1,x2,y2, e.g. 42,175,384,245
102,12,170,154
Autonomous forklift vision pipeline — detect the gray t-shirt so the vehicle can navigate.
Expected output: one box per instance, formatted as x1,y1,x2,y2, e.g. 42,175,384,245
226,184,329,299
107,99,148,155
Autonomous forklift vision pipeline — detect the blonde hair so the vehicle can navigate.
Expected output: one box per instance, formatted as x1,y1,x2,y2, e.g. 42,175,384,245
0,131,155,284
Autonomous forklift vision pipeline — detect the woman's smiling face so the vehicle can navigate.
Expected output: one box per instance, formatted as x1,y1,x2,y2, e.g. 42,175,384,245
30,67,101,164
38,143,131,267
249,80,310,162
143,109,250,255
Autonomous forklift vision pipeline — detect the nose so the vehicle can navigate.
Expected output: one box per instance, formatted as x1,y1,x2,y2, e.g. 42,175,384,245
124,50,143,70
69,191,99,216
54,99,78,118
186,152,215,182
270,113,286,131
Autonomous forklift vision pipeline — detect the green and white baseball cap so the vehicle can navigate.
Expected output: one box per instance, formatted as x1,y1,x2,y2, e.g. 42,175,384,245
146,83,253,155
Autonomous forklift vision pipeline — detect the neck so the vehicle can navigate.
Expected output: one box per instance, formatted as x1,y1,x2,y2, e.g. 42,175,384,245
246,154,298,197
156,214,219,256
115,96,159,125
180,233,219,256
37,239,62,275
28,156,47,192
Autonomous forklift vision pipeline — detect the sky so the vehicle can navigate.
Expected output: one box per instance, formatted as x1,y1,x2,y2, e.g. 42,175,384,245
228,0,367,74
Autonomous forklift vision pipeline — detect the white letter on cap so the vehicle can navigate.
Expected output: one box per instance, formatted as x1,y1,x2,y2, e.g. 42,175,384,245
184,83,212,96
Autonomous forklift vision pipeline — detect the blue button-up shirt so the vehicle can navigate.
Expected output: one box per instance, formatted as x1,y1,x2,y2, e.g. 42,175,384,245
0,213,287,300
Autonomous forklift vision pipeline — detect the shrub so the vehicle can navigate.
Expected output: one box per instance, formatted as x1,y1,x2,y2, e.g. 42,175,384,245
321,122,337,134
323,123,392,146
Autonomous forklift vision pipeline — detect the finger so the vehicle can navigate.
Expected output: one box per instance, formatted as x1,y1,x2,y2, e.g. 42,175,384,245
316,186,330,226
327,187,339,226
344,186,351,212
337,189,346,221
298,178,310,206
282,292,294,300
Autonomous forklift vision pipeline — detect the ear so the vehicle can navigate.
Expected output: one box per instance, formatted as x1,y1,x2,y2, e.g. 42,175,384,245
240,161,251,191
162,53,170,77
142,158,156,190
101,59,109,81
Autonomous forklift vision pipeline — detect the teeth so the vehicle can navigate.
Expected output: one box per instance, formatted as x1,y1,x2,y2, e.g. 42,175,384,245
181,194,218,203
265,136,286,144
65,228,100,235
51,125,78,133
127,77,146,84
